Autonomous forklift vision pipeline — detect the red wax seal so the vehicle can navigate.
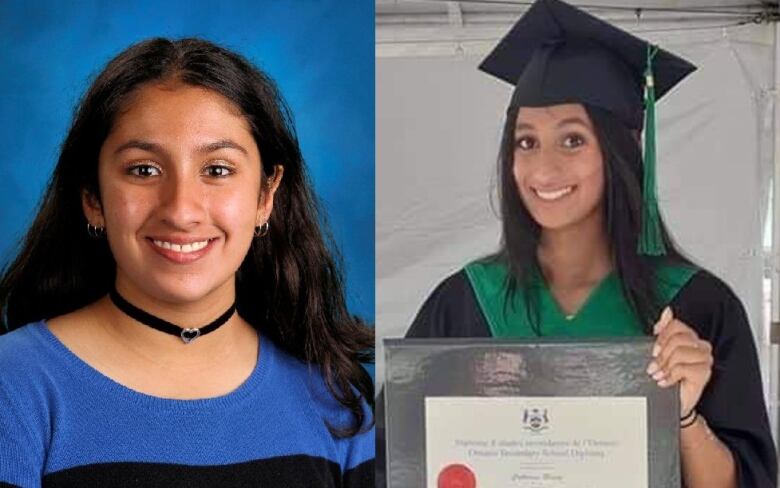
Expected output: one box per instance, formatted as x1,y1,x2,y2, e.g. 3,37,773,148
437,463,477,488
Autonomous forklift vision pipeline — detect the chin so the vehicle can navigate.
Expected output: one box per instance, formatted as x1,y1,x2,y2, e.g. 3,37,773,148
130,273,234,306
534,218,579,231
527,209,573,229
530,208,602,233
156,287,215,305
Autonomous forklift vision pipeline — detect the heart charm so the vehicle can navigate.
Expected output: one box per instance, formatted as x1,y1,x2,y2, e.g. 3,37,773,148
181,328,201,344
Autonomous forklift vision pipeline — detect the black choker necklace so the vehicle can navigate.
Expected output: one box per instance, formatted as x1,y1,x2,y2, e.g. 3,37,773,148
109,288,236,344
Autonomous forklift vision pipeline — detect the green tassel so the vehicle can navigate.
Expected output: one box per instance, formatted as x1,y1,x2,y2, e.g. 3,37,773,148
639,44,666,256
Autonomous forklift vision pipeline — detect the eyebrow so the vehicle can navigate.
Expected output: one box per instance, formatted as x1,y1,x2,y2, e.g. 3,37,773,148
113,138,249,156
556,117,591,129
198,139,249,156
515,117,592,133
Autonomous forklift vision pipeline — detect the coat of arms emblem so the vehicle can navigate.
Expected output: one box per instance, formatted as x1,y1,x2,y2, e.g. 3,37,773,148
522,408,549,433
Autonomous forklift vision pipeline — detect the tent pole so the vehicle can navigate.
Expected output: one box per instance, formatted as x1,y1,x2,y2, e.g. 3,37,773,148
769,20,780,449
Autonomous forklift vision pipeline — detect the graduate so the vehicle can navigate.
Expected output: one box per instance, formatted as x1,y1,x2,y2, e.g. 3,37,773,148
379,0,777,486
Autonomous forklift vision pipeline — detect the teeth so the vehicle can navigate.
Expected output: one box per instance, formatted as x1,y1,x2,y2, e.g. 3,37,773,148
152,239,210,253
535,186,574,201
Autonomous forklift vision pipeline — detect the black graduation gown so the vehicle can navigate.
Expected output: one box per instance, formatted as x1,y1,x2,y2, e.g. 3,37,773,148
377,269,778,487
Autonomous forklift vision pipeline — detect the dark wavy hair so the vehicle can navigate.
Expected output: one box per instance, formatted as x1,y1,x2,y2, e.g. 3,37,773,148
495,103,692,335
0,38,373,437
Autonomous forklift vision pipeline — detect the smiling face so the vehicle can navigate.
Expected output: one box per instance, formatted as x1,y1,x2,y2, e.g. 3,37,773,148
512,103,604,232
83,81,281,306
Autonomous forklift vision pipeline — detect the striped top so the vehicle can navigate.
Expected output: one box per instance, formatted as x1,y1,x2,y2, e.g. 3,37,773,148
0,322,374,487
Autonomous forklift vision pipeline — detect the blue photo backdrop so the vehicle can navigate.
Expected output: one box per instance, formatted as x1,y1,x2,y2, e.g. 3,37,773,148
0,2,374,344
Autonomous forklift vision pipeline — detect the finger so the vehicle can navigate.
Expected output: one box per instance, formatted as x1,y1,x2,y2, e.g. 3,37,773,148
653,320,698,356
657,363,711,388
648,345,707,378
656,335,711,369
657,319,698,344
653,306,674,335
647,342,710,378
651,346,712,381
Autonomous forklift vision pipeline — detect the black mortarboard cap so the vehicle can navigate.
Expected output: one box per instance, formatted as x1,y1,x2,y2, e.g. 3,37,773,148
479,0,696,130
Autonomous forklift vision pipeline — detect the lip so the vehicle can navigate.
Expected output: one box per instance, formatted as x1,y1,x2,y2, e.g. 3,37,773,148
145,237,219,264
531,185,576,202
146,235,217,245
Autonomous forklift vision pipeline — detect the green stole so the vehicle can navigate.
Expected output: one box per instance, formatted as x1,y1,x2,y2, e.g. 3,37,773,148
464,260,698,338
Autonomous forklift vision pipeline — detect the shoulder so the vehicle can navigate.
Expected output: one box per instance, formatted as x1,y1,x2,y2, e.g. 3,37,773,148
0,321,53,376
0,321,66,410
264,339,375,476
0,322,54,479
269,340,373,425
673,268,739,309
429,269,477,301
670,269,747,342
407,267,491,338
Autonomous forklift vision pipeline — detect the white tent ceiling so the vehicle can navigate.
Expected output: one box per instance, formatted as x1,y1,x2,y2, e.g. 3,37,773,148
378,0,774,21
377,0,778,57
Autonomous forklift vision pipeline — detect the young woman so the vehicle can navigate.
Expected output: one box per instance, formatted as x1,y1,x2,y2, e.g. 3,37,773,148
0,38,373,486
381,0,777,487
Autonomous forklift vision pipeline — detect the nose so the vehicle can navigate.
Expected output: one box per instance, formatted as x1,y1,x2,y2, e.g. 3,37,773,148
156,174,206,229
529,148,566,187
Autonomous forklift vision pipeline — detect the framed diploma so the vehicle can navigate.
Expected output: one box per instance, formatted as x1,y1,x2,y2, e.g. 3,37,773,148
383,338,680,488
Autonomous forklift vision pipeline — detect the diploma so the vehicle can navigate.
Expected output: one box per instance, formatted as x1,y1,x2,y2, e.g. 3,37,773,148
426,396,647,488
384,338,680,488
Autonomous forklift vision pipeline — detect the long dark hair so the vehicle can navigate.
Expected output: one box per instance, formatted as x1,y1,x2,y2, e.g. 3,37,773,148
0,38,373,437
496,103,691,335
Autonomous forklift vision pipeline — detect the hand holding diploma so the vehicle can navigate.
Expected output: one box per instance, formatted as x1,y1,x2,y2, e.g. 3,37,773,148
646,310,739,486
647,307,713,418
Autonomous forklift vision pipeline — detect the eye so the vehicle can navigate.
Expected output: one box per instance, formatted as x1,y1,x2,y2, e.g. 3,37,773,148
515,136,538,151
562,133,586,149
127,163,161,177
203,162,235,178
